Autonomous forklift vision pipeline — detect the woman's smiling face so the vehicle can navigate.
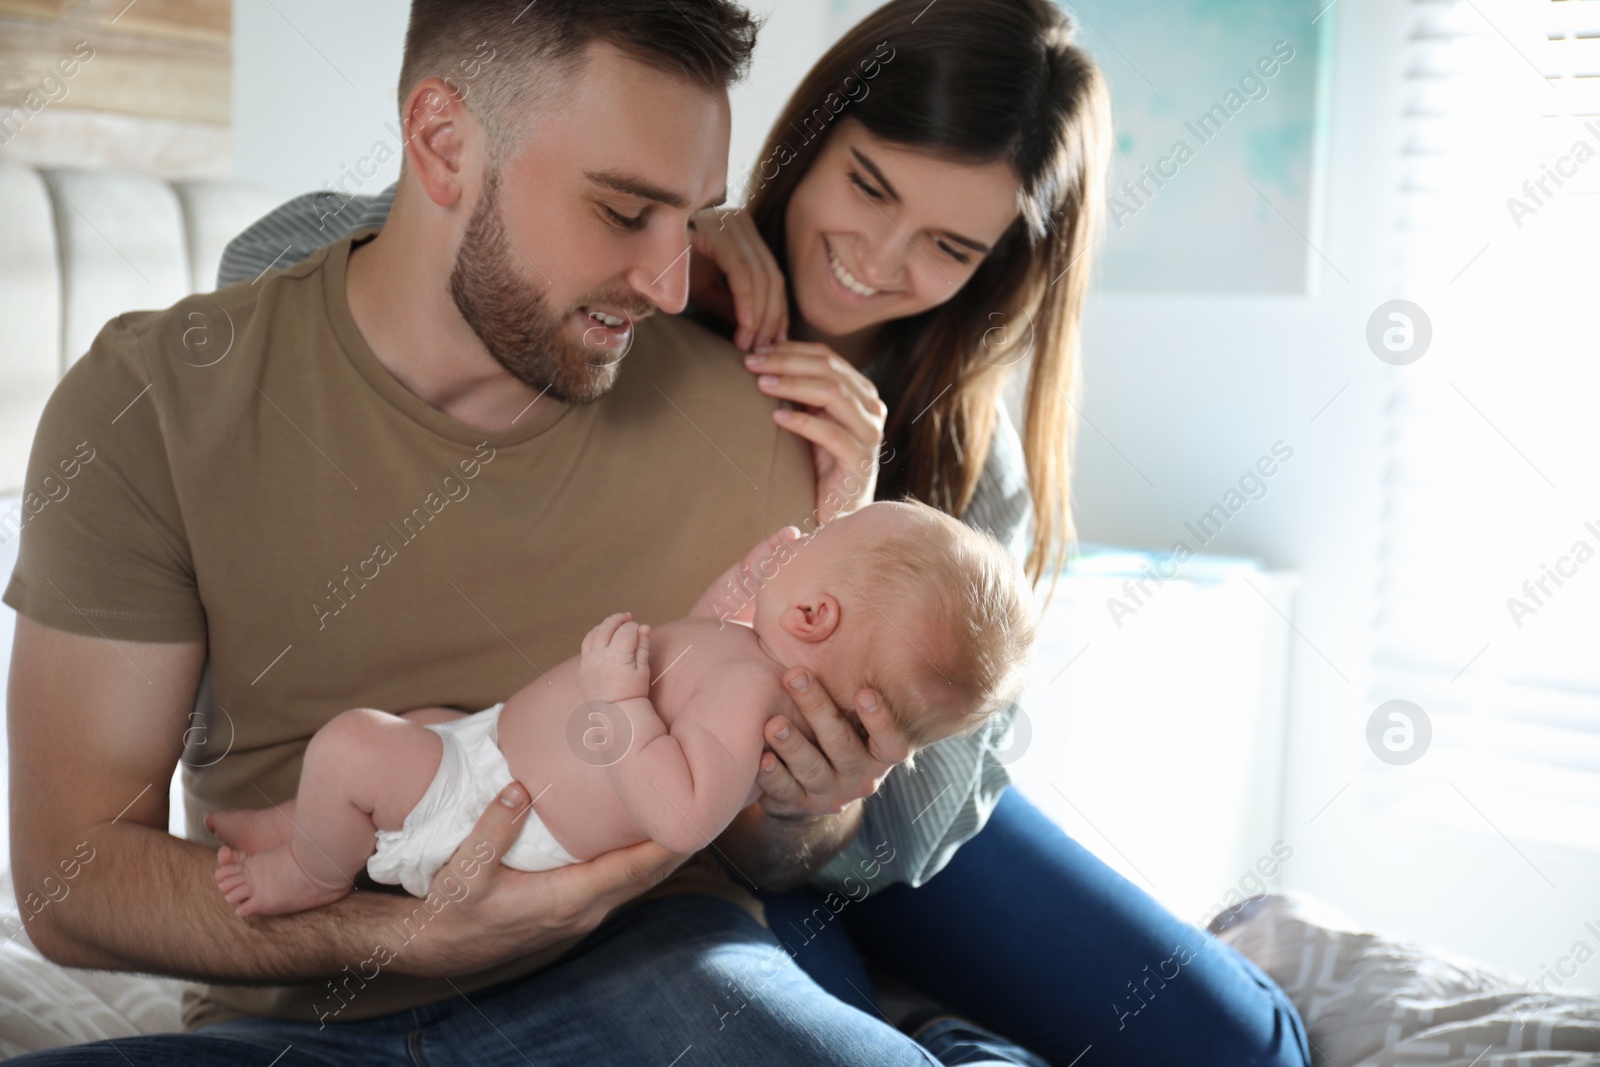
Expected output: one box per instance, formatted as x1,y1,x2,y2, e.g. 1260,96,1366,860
782,117,1023,343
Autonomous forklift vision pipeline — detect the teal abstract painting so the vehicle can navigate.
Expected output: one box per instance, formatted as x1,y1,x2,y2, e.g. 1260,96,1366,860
1062,0,1333,292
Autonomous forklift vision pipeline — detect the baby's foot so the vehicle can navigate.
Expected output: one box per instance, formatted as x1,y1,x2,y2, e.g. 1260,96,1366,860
206,804,296,854
214,844,351,917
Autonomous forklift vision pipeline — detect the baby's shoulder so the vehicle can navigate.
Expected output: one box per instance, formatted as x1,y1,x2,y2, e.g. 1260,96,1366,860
665,622,788,707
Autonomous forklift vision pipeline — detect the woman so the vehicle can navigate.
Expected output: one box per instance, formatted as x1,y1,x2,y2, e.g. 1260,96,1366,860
219,2,1310,1064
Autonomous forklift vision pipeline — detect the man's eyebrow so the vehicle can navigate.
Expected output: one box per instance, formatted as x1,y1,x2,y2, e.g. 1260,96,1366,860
849,148,991,255
585,169,726,213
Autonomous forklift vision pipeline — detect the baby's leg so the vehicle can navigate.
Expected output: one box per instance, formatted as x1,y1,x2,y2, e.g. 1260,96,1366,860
214,708,443,916
210,711,462,850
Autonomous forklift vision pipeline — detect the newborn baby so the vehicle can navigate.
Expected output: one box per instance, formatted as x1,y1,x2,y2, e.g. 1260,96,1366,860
209,499,1037,916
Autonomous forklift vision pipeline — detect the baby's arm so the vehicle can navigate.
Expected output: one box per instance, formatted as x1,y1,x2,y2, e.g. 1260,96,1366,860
580,614,769,854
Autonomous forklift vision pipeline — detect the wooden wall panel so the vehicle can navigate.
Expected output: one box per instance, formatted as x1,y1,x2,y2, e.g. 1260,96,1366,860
0,0,230,174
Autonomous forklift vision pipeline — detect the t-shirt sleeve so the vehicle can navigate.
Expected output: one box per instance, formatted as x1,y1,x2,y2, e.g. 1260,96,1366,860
215,182,397,289
2,313,205,642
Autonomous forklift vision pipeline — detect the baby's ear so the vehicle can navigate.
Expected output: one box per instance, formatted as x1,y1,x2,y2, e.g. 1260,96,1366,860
779,593,841,642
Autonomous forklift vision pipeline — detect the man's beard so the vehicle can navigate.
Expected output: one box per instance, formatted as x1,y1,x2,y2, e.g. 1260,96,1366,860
448,169,647,404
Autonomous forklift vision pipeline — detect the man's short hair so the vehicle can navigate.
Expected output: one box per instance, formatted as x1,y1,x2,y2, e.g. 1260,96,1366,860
398,0,759,164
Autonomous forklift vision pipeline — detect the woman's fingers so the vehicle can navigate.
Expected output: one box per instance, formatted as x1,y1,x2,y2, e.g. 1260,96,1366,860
717,211,786,350
738,219,789,348
744,347,886,455
758,375,880,443
768,397,883,523
743,344,850,375
745,349,886,417
689,210,789,351
689,210,753,347
743,340,886,524
722,218,769,350
717,231,761,351
773,408,861,465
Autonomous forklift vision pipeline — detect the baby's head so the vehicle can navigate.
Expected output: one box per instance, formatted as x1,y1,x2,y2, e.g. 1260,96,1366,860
749,499,1037,761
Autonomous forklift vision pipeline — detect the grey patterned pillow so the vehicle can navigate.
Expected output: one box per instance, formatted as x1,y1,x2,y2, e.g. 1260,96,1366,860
1213,893,1600,1067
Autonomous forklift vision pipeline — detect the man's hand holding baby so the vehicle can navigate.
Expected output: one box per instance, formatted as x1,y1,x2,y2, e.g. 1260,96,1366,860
398,780,688,979
757,667,909,818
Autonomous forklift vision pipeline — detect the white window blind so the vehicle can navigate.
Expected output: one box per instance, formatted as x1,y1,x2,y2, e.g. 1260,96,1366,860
1370,0,1600,853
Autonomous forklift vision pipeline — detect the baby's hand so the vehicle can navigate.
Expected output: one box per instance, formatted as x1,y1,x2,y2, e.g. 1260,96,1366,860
581,612,652,704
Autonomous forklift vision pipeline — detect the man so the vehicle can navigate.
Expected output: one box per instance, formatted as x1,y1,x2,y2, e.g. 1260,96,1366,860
2,2,993,1062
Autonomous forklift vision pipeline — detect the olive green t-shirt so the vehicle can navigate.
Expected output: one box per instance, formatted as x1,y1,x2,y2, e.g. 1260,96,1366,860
3,227,815,1030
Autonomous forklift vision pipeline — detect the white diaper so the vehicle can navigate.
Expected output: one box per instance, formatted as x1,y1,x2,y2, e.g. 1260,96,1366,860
366,703,579,897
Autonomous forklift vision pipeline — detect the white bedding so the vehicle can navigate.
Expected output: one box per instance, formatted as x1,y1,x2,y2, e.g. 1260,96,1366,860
0,920,186,1058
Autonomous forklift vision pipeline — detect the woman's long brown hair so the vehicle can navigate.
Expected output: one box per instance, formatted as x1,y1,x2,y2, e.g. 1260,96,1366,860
744,0,1111,598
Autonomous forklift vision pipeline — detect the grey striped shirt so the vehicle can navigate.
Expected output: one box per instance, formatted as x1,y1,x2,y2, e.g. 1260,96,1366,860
217,182,1036,897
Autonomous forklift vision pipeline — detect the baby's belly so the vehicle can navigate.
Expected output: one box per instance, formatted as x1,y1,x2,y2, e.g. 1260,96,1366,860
494,657,658,861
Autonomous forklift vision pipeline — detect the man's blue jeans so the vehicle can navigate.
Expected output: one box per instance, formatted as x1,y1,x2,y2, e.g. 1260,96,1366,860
757,784,1313,1067
5,892,1042,1065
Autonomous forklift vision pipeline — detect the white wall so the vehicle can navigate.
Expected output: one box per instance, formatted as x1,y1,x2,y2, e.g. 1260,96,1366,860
231,0,1598,987
231,0,844,200
1066,0,1600,989
233,0,409,198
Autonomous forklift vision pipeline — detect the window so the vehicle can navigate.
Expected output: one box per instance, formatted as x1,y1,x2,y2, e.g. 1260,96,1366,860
1369,0,1600,853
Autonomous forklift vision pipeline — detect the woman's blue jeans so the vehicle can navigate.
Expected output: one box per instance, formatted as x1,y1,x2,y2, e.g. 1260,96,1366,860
757,784,1312,1067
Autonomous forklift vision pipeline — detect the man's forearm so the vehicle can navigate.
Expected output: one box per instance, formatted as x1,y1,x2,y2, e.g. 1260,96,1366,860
712,797,864,892
29,820,421,984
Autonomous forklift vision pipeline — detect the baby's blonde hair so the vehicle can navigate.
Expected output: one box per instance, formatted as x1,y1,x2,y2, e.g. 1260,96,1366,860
844,499,1038,764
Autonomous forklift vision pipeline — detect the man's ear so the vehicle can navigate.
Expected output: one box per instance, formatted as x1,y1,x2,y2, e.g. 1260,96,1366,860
779,593,841,644
401,76,477,208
